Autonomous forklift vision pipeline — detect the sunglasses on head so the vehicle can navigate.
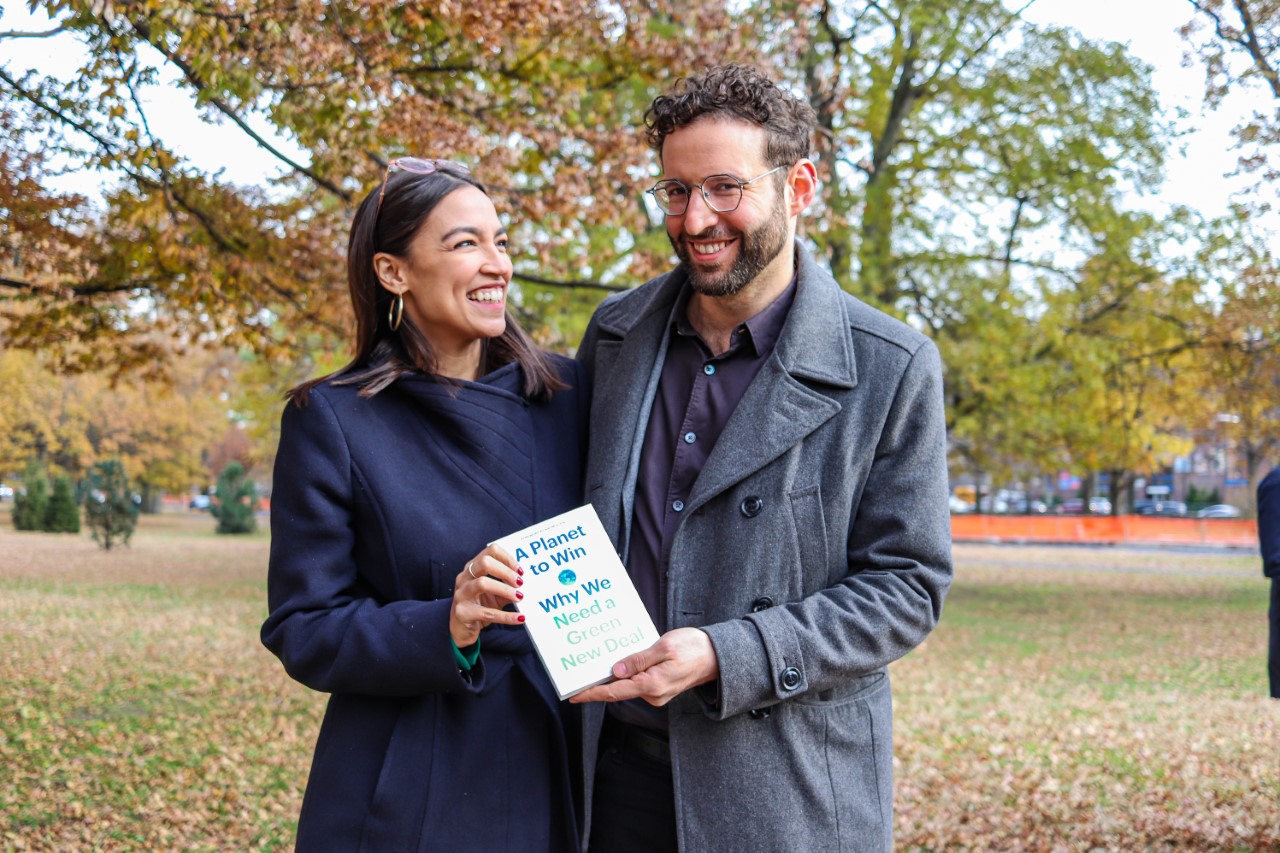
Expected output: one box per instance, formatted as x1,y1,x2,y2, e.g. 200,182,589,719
375,157,470,219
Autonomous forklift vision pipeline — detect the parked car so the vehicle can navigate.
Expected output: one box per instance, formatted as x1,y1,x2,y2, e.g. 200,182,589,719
949,494,974,514
189,494,212,510
977,494,1009,513
974,489,1047,514
1001,495,1049,514
1135,500,1187,517
1196,504,1241,519
0,483,12,500
1058,497,1112,515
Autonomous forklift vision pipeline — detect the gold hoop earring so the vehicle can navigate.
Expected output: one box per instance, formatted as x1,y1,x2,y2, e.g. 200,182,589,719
388,294,404,331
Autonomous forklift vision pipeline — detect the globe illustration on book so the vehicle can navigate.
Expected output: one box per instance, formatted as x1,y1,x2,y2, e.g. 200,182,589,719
557,569,577,586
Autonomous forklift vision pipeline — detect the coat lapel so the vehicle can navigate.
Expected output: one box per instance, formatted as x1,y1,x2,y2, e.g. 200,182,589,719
588,279,681,548
686,360,840,512
687,243,858,512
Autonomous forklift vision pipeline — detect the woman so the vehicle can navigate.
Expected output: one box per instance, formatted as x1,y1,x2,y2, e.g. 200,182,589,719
261,158,585,851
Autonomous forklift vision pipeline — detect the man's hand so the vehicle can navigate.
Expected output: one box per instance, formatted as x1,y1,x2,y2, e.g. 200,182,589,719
569,627,719,706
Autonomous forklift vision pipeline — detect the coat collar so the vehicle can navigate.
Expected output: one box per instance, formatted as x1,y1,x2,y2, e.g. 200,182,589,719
592,241,860,521
595,241,858,391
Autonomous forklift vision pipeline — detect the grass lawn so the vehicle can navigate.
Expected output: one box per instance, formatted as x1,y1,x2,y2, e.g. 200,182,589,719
1,513,1276,850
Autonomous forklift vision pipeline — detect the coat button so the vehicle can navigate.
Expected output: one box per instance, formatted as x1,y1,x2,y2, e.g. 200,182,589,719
780,666,801,691
740,496,764,517
750,707,771,719
750,596,774,612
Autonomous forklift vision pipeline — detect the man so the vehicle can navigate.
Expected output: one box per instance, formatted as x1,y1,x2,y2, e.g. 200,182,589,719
572,64,953,852
1258,466,1280,698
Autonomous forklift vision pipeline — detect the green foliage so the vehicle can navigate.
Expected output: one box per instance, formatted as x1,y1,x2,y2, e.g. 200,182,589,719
12,465,80,534
211,462,257,535
12,462,49,532
42,476,80,534
1185,485,1223,511
84,460,138,550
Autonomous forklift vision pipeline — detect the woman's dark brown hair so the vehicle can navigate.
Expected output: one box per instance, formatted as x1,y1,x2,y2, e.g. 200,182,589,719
289,163,565,405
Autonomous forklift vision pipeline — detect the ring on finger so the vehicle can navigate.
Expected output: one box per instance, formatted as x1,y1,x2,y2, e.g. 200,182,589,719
467,561,478,579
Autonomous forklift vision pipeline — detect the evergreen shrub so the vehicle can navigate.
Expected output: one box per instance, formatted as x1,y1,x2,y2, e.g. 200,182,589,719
84,460,138,550
43,476,81,533
211,461,257,535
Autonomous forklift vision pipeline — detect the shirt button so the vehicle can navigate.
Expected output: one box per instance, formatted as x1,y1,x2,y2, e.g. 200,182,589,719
703,364,716,375
683,432,696,444
673,500,685,512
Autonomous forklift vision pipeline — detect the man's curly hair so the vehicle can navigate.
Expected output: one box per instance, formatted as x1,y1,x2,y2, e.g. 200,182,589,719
645,64,816,168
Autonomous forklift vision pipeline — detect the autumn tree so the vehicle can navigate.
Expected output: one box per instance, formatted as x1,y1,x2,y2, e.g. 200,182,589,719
0,0,745,372
1183,0,1280,190
740,1,1167,312
1186,214,1280,506
0,346,233,500
5,0,1272,504
1035,212,1205,513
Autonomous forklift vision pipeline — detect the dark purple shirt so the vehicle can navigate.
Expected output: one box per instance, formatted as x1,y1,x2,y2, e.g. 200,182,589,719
613,276,797,731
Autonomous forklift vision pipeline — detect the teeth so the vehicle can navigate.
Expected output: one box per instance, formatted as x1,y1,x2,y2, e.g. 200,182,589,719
470,287,504,303
693,242,727,256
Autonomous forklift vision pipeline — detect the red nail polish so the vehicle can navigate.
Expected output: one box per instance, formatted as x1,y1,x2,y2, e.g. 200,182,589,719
517,614,526,623
516,591,524,600
516,577,523,586
517,566,525,575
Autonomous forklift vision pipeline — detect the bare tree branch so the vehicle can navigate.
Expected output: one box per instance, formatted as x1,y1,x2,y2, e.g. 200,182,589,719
1,275,154,296
127,14,351,200
513,271,626,293
1232,0,1280,98
0,25,70,39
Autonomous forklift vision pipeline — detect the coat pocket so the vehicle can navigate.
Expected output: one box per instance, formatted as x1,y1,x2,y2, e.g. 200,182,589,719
788,485,829,589
780,672,892,851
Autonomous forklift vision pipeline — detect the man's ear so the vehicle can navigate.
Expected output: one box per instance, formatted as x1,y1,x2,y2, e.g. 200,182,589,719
372,252,406,295
786,160,819,217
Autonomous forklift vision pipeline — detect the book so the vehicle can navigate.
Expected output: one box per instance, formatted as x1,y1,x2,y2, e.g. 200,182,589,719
490,503,660,699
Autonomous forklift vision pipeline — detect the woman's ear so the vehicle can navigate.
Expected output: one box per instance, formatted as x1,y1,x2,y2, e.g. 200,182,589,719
373,252,405,294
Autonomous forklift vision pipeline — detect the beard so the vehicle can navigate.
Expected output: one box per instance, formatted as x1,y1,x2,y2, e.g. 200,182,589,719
673,200,790,297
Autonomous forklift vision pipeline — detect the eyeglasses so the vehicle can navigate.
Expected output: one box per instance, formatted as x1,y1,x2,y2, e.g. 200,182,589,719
646,165,789,216
375,157,470,219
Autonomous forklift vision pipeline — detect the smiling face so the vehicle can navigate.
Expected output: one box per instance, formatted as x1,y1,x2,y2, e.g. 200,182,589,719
373,185,513,379
660,118,796,301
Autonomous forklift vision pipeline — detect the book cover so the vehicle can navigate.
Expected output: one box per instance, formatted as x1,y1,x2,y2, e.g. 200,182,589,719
490,504,660,699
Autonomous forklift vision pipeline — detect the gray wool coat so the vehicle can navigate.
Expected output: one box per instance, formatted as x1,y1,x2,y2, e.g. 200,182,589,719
576,242,953,853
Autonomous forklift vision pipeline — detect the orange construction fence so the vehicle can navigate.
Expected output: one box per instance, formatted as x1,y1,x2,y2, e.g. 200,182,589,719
951,514,1259,548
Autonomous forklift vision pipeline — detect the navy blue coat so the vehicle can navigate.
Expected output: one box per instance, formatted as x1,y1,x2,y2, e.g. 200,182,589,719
262,357,587,851
1259,466,1280,578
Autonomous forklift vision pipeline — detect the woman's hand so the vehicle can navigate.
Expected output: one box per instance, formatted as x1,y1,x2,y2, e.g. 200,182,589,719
449,545,525,648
